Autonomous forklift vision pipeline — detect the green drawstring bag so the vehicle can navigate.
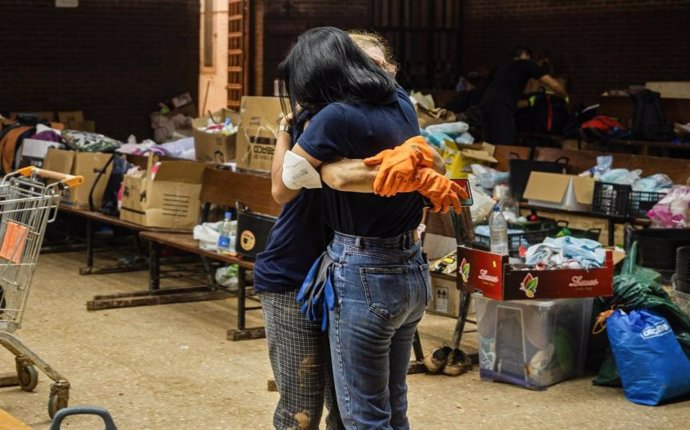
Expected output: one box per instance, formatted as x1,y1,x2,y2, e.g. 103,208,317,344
591,242,690,387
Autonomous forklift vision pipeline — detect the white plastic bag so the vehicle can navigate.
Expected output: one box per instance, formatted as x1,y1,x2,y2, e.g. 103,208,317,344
193,221,227,251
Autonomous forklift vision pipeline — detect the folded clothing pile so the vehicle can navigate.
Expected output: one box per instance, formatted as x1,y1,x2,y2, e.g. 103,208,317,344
62,129,121,152
525,236,605,269
598,168,673,193
117,136,196,160
421,121,475,148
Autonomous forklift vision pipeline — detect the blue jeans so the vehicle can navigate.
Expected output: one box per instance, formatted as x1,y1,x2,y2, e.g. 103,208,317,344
327,231,430,430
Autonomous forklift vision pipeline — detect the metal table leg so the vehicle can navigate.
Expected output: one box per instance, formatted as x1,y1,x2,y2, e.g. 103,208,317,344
227,266,265,341
407,330,427,374
608,219,615,246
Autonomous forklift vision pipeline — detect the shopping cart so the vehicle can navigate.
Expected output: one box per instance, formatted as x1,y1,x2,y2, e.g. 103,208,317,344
0,166,83,418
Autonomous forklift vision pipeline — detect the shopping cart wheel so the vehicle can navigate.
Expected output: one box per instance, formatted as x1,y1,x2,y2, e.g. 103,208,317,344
17,363,38,392
48,383,70,418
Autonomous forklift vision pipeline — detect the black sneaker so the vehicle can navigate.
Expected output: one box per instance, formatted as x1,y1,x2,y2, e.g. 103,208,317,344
423,345,452,373
442,348,473,376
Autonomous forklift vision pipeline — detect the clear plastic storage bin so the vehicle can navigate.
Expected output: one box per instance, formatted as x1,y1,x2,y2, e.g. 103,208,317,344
473,294,593,390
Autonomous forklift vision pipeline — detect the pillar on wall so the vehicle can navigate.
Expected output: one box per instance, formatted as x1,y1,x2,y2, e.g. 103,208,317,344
199,0,229,114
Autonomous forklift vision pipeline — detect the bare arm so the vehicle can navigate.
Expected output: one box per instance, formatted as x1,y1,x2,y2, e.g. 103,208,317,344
321,159,377,193
540,74,569,98
320,150,445,193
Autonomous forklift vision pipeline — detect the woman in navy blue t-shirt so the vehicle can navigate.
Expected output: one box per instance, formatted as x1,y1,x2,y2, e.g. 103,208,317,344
273,27,437,430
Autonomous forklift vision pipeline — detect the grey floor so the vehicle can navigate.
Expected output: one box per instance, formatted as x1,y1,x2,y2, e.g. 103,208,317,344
1,251,688,429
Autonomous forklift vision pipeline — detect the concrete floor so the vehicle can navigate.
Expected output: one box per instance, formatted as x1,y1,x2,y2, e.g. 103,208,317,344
1,251,688,429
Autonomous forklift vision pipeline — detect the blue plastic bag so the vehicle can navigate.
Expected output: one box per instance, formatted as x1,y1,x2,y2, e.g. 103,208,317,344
607,309,690,405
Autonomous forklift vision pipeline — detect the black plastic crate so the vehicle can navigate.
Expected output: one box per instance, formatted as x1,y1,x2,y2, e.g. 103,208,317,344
591,181,664,219
474,221,558,257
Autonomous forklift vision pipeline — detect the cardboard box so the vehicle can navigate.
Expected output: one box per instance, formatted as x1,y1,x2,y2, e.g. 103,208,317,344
523,172,594,212
474,294,592,389
43,149,112,209
457,246,614,301
192,108,240,163
20,139,63,168
235,97,283,173
57,111,96,132
646,81,690,99
119,157,205,229
427,276,460,318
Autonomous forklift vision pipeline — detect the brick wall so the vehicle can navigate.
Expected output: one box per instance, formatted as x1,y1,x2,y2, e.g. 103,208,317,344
258,0,372,96
463,0,690,102
0,0,199,140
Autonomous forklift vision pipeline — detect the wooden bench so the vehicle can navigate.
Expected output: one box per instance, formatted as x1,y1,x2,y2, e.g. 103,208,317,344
513,95,690,157
534,146,690,185
87,166,281,341
523,146,690,245
528,95,690,156
51,153,193,275
58,204,189,275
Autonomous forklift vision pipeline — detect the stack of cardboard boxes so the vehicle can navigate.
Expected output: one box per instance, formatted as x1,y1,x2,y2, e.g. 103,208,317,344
35,96,283,232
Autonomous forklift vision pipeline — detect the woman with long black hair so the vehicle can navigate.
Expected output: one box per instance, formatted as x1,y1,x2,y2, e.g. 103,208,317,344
272,27,461,429
257,30,459,429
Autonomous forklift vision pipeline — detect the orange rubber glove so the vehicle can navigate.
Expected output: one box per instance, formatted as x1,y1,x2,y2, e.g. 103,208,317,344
364,136,437,197
414,168,468,214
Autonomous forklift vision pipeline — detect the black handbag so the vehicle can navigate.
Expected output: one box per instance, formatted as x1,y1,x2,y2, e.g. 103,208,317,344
509,153,569,200
235,202,276,260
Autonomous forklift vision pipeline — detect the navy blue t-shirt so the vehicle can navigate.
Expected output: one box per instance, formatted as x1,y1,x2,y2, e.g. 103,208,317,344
253,189,332,293
253,114,333,293
299,88,423,237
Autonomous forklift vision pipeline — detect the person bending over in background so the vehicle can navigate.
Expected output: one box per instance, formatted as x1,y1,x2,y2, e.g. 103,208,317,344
479,45,568,145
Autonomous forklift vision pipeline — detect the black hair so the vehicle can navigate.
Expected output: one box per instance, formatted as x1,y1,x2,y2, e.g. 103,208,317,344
278,27,397,116
513,45,533,59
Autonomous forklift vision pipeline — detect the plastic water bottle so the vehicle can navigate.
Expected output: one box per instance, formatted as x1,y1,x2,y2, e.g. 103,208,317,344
217,211,233,253
489,206,509,256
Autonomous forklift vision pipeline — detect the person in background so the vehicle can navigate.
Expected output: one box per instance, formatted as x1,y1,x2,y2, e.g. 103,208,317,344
479,45,568,145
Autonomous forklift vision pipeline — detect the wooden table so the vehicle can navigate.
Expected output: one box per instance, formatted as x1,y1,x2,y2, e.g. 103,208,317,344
521,203,651,246
58,204,190,275
86,231,264,341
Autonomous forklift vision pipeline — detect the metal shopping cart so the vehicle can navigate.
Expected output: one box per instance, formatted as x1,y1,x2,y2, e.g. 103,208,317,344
0,166,83,418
